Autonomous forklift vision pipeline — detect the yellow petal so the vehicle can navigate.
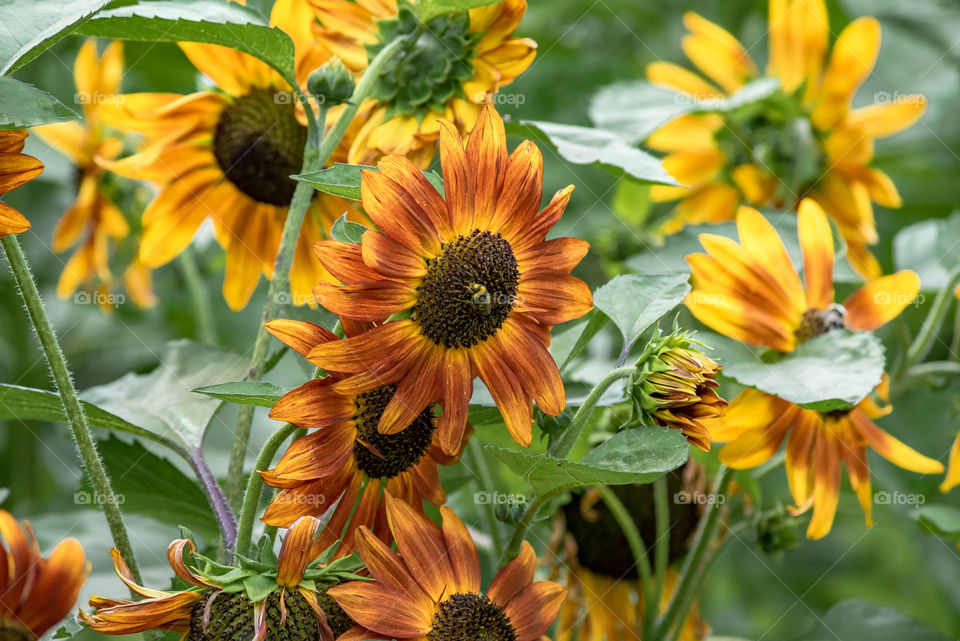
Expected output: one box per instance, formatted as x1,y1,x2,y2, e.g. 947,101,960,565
811,17,881,130
844,270,920,331
681,11,757,93
797,199,834,309
731,163,777,206
646,113,723,152
645,61,722,99
940,431,960,493
846,96,927,138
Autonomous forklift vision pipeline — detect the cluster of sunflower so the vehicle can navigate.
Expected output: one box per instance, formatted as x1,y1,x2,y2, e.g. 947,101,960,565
2,0,960,640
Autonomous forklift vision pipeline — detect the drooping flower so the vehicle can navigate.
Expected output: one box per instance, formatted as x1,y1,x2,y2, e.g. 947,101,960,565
0,509,89,641
310,0,536,167
687,202,943,538
259,317,470,556
80,517,357,641
0,130,43,238
98,0,368,311
646,1,926,278
34,39,156,308
328,493,566,641
549,465,711,641
303,105,592,453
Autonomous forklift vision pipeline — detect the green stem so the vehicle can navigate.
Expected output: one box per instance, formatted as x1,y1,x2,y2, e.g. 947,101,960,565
651,475,670,638
548,366,635,459
177,247,216,345
466,440,504,558
224,35,411,512
903,265,960,372
656,466,733,641
501,492,553,565
235,422,299,557
596,484,656,641
950,303,960,361
1,235,142,587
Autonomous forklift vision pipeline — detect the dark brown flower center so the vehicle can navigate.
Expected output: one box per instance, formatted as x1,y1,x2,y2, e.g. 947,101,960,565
186,590,328,641
213,88,307,206
315,588,354,638
428,593,516,641
562,469,700,580
412,229,520,349
794,304,847,344
353,384,436,479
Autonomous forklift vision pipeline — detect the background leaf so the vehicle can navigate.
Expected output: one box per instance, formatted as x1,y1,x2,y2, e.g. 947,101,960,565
417,0,501,22
0,0,111,74
294,163,444,202
794,599,950,641
593,273,691,355
193,381,288,408
893,210,960,290
0,77,77,128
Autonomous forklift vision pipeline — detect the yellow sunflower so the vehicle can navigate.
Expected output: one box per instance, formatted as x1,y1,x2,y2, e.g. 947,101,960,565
33,39,156,309
258,316,471,557
328,494,566,641
98,0,367,311
0,130,43,238
0,509,90,641
310,0,536,167
647,0,927,278
302,105,592,453
81,517,356,640
686,201,943,538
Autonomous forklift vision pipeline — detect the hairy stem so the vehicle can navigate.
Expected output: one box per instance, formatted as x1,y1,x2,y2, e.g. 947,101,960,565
651,475,670,638
466,439,504,557
903,264,960,373
547,366,635,459
188,448,237,550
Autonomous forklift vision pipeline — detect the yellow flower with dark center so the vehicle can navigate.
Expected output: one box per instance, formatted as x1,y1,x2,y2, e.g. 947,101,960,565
303,105,592,453
549,467,710,641
258,317,471,557
328,494,566,641
686,201,942,538
81,518,356,641
98,0,368,311
34,39,156,309
647,1,927,278
0,509,90,641
310,0,536,167
0,131,43,238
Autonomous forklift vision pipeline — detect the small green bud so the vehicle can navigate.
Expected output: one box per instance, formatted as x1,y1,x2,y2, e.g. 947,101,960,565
307,58,355,106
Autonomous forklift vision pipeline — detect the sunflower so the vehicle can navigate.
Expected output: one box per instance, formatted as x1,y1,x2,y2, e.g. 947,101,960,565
258,316,471,557
0,509,90,641
33,39,156,309
310,0,536,167
0,131,43,238
303,105,592,453
549,466,710,641
328,493,566,641
81,517,357,640
98,0,368,311
646,1,926,278
686,202,942,538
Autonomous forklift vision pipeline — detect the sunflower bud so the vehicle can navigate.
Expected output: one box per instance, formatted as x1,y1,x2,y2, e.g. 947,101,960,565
307,58,355,106
629,328,726,451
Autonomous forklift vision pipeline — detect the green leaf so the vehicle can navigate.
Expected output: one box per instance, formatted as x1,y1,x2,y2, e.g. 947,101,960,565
193,381,288,408
331,212,370,244
78,0,297,86
589,77,781,144
893,210,960,290
0,77,77,129
79,436,220,539
0,0,111,74
243,574,278,603
488,427,689,497
0,383,177,448
593,273,691,354
294,162,444,202
506,120,679,185
417,0,500,22
81,340,250,450
795,599,949,641
910,504,960,541
708,330,886,412
549,309,609,375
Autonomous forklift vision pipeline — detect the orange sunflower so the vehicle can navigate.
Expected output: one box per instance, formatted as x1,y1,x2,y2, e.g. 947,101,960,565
81,517,356,640
98,0,367,311
0,509,89,641
686,201,943,538
259,316,471,557
303,105,592,453
328,494,566,641
0,131,43,238
34,39,156,308
310,0,536,167
646,0,926,278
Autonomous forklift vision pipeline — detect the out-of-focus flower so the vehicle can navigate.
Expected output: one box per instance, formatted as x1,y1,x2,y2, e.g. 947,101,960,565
0,130,43,238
